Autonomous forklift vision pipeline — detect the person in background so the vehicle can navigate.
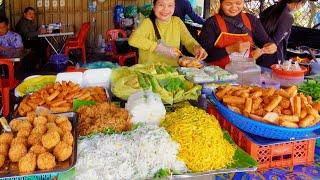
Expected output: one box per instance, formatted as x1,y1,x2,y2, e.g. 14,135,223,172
174,0,205,24
15,7,46,48
259,0,307,67
0,16,23,52
199,0,277,68
129,0,207,66
15,7,47,66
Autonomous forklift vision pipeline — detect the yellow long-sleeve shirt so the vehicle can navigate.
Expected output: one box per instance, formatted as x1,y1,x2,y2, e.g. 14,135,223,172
128,16,199,66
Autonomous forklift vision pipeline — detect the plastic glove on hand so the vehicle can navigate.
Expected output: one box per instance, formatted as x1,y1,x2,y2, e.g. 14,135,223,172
193,45,208,61
262,43,277,54
155,42,182,58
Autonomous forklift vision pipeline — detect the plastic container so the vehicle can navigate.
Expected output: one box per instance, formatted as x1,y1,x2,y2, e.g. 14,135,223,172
225,56,261,85
271,64,307,87
207,104,316,169
83,68,112,89
260,77,280,89
56,72,83,86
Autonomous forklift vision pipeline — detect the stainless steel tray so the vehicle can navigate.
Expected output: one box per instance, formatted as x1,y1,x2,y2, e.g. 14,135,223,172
0,112,78,179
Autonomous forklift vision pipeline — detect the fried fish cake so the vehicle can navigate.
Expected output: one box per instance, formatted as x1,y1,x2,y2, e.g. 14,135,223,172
28,133,42,146
18,153,37,173
17,120,33,131
0,132,13,144
9,119,21,132
58,120,72,132
37,152,56,170
0,143,9,156
31,124,47,135
11,137,28,147
55,116,68,124
29,145,46,155
41,131,60,150
33,116,48,127
0,154,5,168
53,141,72,161
17,127,31,137
9,144,27,162
62,132,73,146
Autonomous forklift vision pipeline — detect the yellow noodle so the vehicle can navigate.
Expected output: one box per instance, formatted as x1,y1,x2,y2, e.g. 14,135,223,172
161,105,236,172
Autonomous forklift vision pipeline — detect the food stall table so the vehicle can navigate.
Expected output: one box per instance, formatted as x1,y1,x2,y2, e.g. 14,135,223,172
38,32,74,55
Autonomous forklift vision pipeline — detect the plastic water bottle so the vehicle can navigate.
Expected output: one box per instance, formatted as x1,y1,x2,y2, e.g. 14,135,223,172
75,63,80,70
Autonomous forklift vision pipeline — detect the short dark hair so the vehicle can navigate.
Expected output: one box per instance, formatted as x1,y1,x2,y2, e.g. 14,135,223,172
0,16,9,25
24,7,35,13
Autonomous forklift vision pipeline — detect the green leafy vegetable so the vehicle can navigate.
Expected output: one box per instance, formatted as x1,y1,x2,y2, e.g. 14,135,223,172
299,80,320,102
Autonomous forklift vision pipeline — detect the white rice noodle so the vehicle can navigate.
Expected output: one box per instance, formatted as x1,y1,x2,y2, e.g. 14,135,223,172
75,125,187,180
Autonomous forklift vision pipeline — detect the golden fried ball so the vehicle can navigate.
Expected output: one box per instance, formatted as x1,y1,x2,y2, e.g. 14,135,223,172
18,152,36,173
17,120,32,131
9,119,21,132
46,122,58,129
46,113,57,123
9,144,27,162
26,112,36,124
58,120,72,132
29,145,46,155
28,133,42,146
39,109,50,117
11,137,27,146
0,143,9,156
53,141,72,162
31,124,47,135
55,116,68,124
47,126,64,137
33,116,48,127
17,127,31,137
41,131,60,149
37,152,56,170
0,133,13,144
62,132,73,146
0,154,5,168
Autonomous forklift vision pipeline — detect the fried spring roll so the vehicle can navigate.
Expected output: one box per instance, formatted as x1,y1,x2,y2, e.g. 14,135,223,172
265,95,282,112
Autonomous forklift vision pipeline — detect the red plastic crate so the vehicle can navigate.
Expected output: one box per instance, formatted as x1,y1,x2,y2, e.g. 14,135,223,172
208,104,315,170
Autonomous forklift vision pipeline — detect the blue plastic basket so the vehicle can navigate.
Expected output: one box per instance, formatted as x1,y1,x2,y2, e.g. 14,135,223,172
208,94,320,140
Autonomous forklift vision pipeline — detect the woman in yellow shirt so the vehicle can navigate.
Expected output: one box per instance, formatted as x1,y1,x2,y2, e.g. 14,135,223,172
128,0,207,66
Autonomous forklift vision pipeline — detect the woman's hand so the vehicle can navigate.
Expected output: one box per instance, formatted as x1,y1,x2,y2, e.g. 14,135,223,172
226,41,250,54
251,48,263,60
193,45,208,61
262,43,277,54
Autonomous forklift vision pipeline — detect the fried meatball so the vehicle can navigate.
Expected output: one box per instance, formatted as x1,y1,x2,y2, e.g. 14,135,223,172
53,141,72,161
46,113,57,123
0,133,13,144
26,112,36,123
58,120,72,132
33,116,48,127
41,131,60,149
29,145,46,155
17,127,31,137
11,137,27,146
17,120,32,131
62,132,73,146
0,143,9,156
9,119,21,132
9,144,27,162
37,152,56,170
18,153,36,173
0,154,5,168
55,116,68,124
47,126,64,137
28,133,42,146
46,122,58,129
31,124,47,135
